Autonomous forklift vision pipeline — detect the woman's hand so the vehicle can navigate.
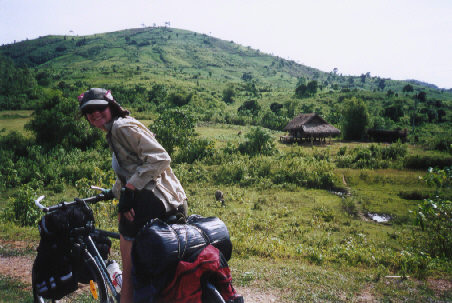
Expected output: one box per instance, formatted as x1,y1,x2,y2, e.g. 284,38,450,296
121,183,136,221
118,184,136,215
123,208,135,222
125,183,136,191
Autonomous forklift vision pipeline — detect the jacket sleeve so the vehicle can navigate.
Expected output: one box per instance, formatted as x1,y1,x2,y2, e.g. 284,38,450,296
113,124,171,190
112,178,123,199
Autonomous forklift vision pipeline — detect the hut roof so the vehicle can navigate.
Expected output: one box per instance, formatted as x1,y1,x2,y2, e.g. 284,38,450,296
284,113,340,136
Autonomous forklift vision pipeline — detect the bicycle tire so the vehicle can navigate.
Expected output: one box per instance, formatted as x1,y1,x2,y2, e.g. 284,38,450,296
82,249,115,303
32,250,114,303
202,281,226,303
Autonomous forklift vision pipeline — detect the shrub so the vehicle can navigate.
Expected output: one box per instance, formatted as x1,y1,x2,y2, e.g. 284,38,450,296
272,156,336,189
25,91,104,150
381,141,407,160
237,99,261,116
335,143,407,169
212,159,247,185
167,91,192,107
238,127,276,156
0,131,32,159
405,155,452,169
150,108,196,155
175,138,215,164
341,97,369,140
341,198,358,217
1,184,41,226
412,167,452,259
259,110,288,131
414,198,451,258
398,190,431,200
222,85,235,104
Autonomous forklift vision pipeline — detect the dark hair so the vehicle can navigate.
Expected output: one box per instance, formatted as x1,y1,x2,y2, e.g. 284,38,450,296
108,99,130,118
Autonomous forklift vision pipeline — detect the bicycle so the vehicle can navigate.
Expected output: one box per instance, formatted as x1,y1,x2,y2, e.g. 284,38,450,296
32,189,230,303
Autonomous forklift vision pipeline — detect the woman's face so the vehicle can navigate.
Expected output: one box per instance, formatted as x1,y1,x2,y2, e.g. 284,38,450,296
86,106,112,130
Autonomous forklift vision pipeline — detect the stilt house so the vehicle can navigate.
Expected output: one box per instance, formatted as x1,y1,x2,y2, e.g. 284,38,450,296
367,128,408,143
281,113,340,143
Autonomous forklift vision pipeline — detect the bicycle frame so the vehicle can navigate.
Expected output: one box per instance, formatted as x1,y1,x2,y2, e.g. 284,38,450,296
85,231,120,302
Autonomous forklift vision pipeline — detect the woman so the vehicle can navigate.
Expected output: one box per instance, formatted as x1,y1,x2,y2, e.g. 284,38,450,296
78,88,187,303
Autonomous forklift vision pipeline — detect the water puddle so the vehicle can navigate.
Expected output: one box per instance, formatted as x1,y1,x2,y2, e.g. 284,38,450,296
367,213,391,223
330,188,350,197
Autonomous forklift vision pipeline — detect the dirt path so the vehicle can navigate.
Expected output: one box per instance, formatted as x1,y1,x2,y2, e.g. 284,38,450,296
0,239,281,302
4,240,450,302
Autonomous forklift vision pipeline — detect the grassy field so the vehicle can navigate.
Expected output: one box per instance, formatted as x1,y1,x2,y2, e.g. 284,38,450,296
0,110,33,135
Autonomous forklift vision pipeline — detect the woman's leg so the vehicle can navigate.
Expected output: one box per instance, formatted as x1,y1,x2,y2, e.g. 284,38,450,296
120,235,134,303
117,190,166,302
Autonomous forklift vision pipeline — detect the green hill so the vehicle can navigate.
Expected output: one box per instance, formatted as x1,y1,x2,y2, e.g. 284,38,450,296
2,26,451,95
0,27,319,90
1,27,451,145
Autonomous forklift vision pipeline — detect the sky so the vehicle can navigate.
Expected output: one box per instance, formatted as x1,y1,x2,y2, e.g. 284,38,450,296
1,0,451,89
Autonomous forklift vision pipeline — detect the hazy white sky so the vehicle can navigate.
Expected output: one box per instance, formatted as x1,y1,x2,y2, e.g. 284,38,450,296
1,0,451,88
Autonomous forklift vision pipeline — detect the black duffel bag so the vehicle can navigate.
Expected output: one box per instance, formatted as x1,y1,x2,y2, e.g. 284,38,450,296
132,215,232,281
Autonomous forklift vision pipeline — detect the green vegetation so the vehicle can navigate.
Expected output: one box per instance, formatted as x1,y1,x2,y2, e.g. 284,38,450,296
1,27,451,301
0,275,34,302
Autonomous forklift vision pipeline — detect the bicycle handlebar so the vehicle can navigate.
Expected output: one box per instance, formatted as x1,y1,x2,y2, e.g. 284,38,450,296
34,192,113,213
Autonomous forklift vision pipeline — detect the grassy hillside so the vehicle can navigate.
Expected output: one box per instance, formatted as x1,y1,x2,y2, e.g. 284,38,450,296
1,27,451,147
1,27,317,90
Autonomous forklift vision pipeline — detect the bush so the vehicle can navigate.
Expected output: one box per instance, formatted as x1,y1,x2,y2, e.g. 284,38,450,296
398,190,431,200
405,155,452,169
0,144,111,189
238,127,276,156
1,184,41,226
335,143,407,169
212,159,247,185
381,141,407,160
150,108,197,155
414,197,451,258
175,138,215,164
412,167,452,259
259,110,289,131
0,131,33,159
272,156,336,189
341,198,358,217
238,99,261,116
341,97,369,140
25,91,104,150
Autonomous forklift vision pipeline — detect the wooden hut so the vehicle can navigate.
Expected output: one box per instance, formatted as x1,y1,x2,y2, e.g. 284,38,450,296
367,128,408,143
281,113,340,144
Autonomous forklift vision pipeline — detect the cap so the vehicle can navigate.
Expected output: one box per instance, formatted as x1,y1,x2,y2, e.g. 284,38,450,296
78,88,114,110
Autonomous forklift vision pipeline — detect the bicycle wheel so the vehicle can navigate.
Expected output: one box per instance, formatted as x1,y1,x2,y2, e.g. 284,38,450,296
82,249,116,303
32,252,114,303
202,281,226,303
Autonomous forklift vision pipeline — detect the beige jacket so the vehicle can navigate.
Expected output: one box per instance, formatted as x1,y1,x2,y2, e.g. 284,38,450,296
105,116,186,212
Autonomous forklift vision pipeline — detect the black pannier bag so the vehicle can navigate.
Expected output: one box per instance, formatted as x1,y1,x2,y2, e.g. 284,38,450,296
34,202,97,299
34,238,78,300
132,215,232,281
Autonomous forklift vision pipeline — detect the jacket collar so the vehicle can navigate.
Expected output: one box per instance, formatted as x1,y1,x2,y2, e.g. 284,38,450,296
104,117,117,134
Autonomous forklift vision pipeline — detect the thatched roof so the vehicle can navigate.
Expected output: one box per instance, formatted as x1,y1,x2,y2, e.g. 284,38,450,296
284,113,340,136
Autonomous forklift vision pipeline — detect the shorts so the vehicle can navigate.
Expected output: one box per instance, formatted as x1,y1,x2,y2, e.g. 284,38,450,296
118,189,166,240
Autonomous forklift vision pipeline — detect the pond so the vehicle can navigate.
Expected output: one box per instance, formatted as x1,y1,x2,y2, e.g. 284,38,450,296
367,212,391,223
